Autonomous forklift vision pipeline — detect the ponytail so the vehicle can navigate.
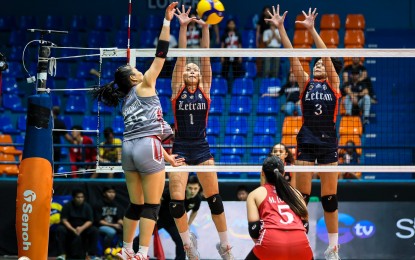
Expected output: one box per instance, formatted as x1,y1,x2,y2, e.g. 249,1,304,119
263,156,308,220
91,81,125,107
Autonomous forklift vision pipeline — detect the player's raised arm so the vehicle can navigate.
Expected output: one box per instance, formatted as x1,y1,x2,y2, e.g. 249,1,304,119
195,18,212,94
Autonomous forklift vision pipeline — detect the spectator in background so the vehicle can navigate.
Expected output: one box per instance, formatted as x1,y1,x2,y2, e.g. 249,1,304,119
90,127,122,178
342,68,371,125
55,188,99,260
339,140,361,179
94,185,125,252
342,57,377,104
221,19,244,82
262,71,302,116
262,21,281,78
69,125,97,177
52,106,73,173
236,185,249,201
153,28,178,78
270,143,296,186
256,6,271,77
0,52,8,108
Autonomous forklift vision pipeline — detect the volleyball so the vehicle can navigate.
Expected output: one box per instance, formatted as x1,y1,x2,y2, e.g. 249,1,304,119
104,247,122,256
196,0,225,25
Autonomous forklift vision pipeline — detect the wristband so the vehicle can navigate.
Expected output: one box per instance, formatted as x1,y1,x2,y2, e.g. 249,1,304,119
155,40,169,58
163,18,170,27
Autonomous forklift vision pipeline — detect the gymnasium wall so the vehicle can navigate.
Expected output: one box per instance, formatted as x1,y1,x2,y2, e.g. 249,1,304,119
0,0,414,29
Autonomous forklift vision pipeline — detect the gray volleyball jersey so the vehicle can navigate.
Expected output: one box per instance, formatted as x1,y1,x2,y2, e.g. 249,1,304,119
122,86,173,141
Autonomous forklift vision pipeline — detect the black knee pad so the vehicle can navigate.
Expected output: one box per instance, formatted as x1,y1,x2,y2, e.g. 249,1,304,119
321,194,338,212
207,194,224,215
302,193,310,205
169,200,185,219
141,203,160,221
125,203,144,220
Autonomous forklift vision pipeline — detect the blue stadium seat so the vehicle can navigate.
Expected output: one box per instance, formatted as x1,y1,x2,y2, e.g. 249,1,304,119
65,95,87,113
114,31,134,49
17,115,27,132
206,135,217,155
95,15,113,31
120,15,139,31
4,62,23,78
8,31,26,46
254,116,277,135
249,155,268,164
140,30,158,48
82,116,102,134
259,78,282,95
242,29,256,48
51,94,61,107
14,134,25,151
243,62,257,78
210,96,225,115
220,155,242,164
146,14,163,30
8,46,23,61
211,77,227,96
257,97,279,115
225,116,248,136
18,15,37,29
222,135,246,156
206,116,220,136
55,62,72,79
101,61,120,79
58,115,73,129
70,15,87,31
159,96,171,115
211,61,223,77
60,32,81,47
112,116,125,135
87,30,107,48
45,15,64,29
0,16,15,31
65,78,87,95
3,94,26,112
156,78,172,97
251,135,275,155
2,77,19,95
229,96,252,115
0,115,19,134
232,78,254,96
91,102,113,115
76,62,96,79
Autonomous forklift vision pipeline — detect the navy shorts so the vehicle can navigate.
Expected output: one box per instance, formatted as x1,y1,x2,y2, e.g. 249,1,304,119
172,138,213,165
296,143,338,164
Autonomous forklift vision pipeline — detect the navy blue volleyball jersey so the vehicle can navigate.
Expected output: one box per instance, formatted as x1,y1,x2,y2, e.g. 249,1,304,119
172,86,211,139
298,79,341,147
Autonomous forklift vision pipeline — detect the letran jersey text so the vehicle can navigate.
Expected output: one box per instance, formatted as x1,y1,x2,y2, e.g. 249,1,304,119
178,100,206,111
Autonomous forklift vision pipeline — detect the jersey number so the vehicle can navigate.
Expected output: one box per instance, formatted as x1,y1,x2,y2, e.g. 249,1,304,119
278,205,294,225
314,104,323,115
189,114,194,125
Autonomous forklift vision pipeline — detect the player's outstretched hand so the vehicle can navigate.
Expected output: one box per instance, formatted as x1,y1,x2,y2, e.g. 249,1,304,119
296,7,318,30
264,4,287,29
165,2,179,21
174,5,196,26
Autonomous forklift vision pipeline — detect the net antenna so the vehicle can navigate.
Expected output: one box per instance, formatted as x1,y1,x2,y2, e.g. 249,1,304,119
126,0,132,64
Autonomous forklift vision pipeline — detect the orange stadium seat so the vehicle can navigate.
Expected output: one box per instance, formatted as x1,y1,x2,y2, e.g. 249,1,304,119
0,153,19,175
338,135,362,156
282,116,302,135
320,30,339,48
344,30,365,47
293,30,314,46
295,14,307,29
320,14,341,30
339,116,363,136
300,61,311,75
0,134,22,155
345,14,365,30
281,135,297,156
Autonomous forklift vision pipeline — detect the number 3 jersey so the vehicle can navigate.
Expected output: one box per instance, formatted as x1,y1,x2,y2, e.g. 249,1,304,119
172,86,210,140
298,79,341,147
258,183,305,231
122,86,173,141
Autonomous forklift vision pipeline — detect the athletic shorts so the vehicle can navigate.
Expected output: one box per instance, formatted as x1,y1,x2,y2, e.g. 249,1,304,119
122,136,165,174
253,229,313,260
172,138,213,165
296,143,338,164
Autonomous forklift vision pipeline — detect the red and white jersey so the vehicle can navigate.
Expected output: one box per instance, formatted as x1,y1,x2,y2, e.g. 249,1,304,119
258,183,305,232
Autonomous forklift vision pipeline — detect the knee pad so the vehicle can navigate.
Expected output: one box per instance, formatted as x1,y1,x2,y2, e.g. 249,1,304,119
141,203,160,221
301,193,310,205
321,194,338,212
169,200,185,219
125,203,144,220
207,194,224,215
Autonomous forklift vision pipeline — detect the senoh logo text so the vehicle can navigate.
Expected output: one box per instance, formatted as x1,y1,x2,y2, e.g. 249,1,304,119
21,190,37,250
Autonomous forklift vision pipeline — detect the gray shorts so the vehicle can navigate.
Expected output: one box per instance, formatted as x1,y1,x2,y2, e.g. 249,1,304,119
122,136,165,175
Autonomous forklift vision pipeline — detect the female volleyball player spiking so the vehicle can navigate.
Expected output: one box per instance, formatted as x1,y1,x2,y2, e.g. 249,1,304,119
168,5,234,260
245,156,313,260
91,2,185,260
265,5,343,260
